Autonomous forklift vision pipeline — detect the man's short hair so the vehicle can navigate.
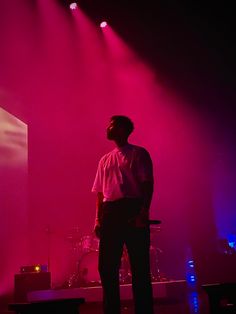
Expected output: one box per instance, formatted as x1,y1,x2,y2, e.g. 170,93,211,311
111,115,134,136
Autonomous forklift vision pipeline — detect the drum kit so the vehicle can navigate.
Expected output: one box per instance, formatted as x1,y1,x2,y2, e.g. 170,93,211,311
65,223,165,288
65,232,100,288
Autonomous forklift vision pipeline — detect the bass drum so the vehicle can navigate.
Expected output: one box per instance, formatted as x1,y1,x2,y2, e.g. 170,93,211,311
78,251,101,286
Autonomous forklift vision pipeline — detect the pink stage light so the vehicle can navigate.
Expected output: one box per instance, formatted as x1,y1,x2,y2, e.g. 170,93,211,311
100,21,107,28
70,2,78,10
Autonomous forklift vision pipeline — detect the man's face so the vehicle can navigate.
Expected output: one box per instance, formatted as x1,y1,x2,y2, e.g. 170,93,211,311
106,119,125,140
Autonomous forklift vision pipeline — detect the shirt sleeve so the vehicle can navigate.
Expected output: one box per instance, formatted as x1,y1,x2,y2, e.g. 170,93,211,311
136,148,153,183
91,158,104,193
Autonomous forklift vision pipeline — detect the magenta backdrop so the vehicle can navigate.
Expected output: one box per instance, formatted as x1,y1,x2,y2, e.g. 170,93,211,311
1,0,233,293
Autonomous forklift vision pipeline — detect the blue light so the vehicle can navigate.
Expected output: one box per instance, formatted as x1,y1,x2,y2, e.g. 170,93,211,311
188,291,200,314
227,234,236,249
190,276,196,282
228,241,235,248
186,249,197,287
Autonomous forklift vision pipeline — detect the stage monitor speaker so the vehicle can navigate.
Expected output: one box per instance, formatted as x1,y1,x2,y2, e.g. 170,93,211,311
14,272,51,302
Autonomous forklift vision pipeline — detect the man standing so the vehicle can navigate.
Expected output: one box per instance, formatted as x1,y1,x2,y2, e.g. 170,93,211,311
92,115,154,314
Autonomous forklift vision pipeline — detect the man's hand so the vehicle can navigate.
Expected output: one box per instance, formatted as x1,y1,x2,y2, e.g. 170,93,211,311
94,221,101,238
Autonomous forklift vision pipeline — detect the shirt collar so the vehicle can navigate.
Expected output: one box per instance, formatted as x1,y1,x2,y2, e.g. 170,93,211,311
114,143,132,153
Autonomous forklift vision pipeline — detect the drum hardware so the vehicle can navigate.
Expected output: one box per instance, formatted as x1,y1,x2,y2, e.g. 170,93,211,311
150,245,162,282
79,234,99,253
66,251,101,288
119,244,165,284
66,241,134,287
119,246,132,284
66,244,165,287
76,245,133,286
65,226,82,246
149,225,165,282
65,232,100,288
77,251,100,286
65,219,166,287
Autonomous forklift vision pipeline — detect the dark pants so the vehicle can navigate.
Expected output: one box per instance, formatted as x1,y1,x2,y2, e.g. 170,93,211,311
98,198,154,314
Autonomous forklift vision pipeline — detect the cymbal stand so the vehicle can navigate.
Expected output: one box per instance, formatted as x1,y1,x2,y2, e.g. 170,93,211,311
150,245,162,282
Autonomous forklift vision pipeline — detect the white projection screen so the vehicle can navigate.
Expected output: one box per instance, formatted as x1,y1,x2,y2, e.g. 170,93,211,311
0,106,28,295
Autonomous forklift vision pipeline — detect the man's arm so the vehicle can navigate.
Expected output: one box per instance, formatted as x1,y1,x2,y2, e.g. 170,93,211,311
94,192,104,237
140,180,154,211
134,180,153,227
136,149,154,227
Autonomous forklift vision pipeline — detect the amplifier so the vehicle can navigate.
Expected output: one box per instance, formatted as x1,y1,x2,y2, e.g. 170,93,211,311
14,272,51,302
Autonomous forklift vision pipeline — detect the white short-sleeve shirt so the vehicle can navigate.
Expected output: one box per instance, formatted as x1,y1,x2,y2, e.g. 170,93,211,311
92,143,153,202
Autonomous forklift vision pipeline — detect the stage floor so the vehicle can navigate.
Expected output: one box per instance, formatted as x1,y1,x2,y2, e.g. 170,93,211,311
26,280,210,313
78,297,209,314
27,280,188,303
0,281,210,314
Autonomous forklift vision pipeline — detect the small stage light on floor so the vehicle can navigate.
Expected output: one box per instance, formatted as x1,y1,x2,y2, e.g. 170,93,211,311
70,2,78,10
100,21,107,28
20,264,48,273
